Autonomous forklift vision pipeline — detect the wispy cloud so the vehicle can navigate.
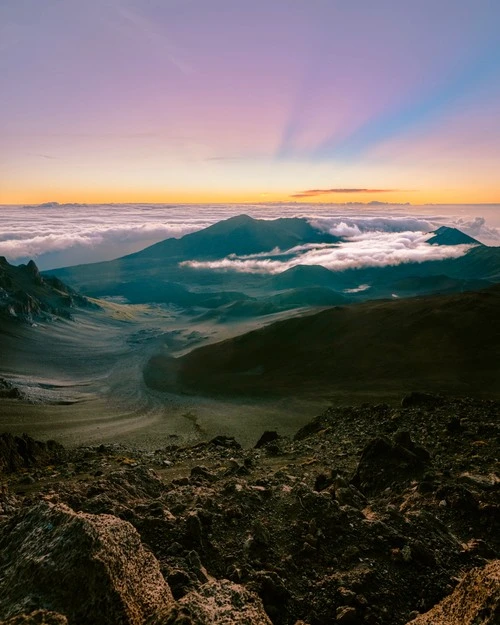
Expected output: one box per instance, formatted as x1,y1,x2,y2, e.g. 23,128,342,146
181,232,473,275
291,188,398,198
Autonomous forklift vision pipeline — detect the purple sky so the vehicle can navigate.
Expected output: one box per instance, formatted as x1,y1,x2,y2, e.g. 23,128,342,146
1,0,500,204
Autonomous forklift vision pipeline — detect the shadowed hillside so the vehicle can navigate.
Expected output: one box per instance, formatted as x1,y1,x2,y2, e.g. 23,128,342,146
144,285,500,399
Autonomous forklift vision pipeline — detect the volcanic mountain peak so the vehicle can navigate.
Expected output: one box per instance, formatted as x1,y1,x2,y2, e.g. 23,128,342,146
124,214,340,262
427,226,482,246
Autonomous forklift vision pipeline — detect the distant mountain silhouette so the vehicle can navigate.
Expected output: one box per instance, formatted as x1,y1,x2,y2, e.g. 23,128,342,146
125,214,340,261
144,284,500,398
427,226,482,246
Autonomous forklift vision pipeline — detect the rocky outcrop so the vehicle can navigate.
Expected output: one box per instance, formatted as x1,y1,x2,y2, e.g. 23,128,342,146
351,431,431,495
0,378,22,400
406,560,500,624
0,396,498,625
0,502,173,624
0,433,64,473
254,431,280,449
149,580,272,625
0,258,97,323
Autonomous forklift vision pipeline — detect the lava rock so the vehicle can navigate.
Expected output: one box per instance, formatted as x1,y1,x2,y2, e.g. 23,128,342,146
351,433,430,495
0,502,173,624
209,436,242,450
255,431,280,449
0,433,64,474
405,560,500,624
149,579,272,624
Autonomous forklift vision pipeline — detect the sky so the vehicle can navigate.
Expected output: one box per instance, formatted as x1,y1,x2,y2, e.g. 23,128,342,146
1,0,500,205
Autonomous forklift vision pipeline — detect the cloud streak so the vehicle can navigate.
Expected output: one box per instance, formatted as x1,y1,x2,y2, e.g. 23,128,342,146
181,232,474,275
291,188,399,198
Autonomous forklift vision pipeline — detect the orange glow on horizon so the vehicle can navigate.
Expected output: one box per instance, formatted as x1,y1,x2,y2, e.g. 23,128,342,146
2,186,499,206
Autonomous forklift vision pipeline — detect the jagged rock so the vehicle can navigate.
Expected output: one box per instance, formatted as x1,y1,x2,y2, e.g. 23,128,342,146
25,261,43,285
0,433,64,474
149,579,272,624
106,466,165,499
0,502,173,624
254,431,280,449
405,560,500,624
190,466,216,483
0,611,68,625
334,485,366,509
351,432,430,495
0,257,96,323
209,436,242,450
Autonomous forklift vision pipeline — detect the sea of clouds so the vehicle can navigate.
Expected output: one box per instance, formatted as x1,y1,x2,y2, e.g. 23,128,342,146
181,232,472,274
0,203,498,271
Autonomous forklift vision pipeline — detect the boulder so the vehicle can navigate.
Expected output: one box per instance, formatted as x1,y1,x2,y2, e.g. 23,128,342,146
149,579,272,624
209,436,241,450
351,433,430,495
0,502,173,624
406,560,500,624
254,431,280,449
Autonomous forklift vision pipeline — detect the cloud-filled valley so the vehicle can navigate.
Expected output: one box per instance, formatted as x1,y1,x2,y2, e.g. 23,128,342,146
181,232,473,274
0,203,498,270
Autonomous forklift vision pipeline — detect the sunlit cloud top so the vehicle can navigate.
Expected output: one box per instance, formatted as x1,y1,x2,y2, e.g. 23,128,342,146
0,203,498,270
1,0,500,204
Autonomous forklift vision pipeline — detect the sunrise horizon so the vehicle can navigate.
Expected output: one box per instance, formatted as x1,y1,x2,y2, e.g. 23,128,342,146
3,1,500,210
4,191,500,206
